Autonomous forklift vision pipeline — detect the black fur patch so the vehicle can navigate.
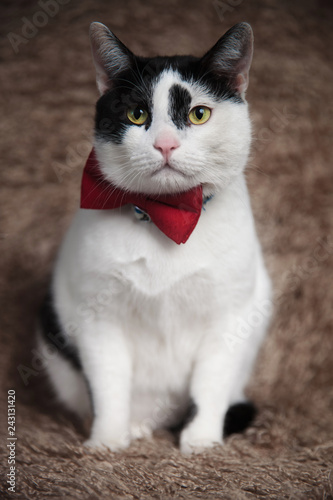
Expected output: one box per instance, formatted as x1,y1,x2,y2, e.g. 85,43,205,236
39,289,82,371
95,55,243,145
182,399,198,427
223,401,257,437
168,398,198,434
170,400,256,438
168,84,192,129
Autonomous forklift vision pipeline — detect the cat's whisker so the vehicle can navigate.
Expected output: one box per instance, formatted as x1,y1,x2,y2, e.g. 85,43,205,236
246,161,271,178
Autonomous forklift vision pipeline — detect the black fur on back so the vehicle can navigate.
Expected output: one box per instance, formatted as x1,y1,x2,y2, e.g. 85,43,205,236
39,289,82,371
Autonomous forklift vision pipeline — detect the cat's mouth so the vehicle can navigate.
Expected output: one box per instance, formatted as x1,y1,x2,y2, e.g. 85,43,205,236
152,162,193,178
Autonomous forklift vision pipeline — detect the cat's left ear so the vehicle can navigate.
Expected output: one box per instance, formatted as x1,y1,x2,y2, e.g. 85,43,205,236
90,22,133,95
201,22,253,97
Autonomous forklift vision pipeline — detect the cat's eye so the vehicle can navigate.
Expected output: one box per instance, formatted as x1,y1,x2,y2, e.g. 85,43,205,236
188,106,211,125
127,106,148,125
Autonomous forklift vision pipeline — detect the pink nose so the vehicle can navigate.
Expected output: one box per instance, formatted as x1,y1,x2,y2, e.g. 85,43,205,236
153,134,180,161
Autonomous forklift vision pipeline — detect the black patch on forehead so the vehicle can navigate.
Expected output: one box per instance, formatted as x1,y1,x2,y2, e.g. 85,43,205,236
168,84,192,129
94,54,243,144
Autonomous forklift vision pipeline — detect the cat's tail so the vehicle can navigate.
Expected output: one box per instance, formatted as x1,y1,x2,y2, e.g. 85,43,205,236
223,401,257,437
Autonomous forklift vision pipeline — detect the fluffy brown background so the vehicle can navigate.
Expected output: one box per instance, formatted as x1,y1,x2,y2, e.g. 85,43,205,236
1,0,333,498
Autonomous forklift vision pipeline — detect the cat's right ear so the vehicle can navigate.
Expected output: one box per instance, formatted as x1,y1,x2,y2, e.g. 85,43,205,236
89,22,133,95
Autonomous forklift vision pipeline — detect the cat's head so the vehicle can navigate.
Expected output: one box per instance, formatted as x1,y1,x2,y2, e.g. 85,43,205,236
90,22,253,196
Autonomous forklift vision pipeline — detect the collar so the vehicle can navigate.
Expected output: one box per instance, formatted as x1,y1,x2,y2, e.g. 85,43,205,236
134,193,213,221
80,149,211,245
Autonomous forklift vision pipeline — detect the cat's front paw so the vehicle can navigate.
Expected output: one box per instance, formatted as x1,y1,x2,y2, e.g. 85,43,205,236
180,424,223,455
84,432,130,453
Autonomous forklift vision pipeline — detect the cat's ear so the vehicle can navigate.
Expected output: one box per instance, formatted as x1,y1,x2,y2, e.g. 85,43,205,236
202,23,253,96
89,22,133,95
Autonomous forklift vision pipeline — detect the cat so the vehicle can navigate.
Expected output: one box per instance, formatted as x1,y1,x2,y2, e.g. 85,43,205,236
38,21,272,454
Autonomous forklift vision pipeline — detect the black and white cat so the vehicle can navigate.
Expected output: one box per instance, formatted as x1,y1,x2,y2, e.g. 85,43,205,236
39,22,272,454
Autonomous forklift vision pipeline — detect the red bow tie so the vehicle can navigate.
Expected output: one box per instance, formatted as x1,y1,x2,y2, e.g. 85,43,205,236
80,149,203,244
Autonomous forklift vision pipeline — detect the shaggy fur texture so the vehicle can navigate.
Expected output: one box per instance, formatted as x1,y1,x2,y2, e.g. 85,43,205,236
1,0,333,498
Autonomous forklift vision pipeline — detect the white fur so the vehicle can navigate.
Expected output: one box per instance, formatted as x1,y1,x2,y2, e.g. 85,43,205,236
42,69,272,454
96,71,251,196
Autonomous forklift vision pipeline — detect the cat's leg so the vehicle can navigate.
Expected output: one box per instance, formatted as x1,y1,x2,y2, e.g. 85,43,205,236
229,282,272,407
179,338,236,454
180,306,269,454
229,313,270,407
79,320,132,452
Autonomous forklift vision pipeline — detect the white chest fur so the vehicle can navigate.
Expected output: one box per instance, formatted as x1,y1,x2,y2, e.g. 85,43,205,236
49,175,271,442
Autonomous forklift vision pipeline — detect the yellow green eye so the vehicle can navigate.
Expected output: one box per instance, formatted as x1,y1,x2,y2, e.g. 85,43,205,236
127,106,148,125
188,106,211,125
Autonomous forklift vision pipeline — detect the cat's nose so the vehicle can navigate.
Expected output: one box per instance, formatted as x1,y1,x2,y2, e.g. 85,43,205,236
153,134,180,161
